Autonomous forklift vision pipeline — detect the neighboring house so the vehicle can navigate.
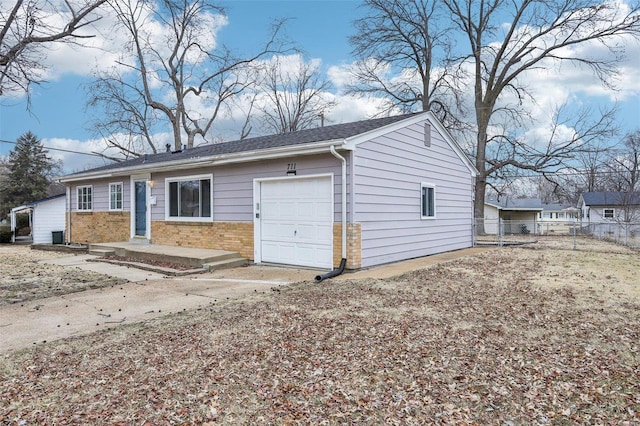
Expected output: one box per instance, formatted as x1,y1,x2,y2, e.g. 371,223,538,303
483,197,543,234
578,191,640,223
536,203,579,234
59,111,477,270
10,193,66,244
539,204,579,222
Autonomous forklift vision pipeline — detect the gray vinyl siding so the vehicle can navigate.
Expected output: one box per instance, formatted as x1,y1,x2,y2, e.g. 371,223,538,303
71,178,131,211
353,121,474,267
150,154,346,222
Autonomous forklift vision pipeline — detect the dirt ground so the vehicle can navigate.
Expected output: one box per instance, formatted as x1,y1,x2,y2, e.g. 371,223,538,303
1,236,639,424
0,246,128,305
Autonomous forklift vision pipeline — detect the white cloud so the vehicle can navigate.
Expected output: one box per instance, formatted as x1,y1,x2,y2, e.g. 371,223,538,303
44,137,114,175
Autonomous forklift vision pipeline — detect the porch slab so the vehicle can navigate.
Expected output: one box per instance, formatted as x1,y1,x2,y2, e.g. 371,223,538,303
88,242,247,270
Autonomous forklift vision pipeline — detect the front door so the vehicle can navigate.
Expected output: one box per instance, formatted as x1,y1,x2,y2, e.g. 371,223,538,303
134,181,147,237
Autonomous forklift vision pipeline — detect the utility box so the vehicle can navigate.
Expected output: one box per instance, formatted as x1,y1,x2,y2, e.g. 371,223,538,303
52,231,64,244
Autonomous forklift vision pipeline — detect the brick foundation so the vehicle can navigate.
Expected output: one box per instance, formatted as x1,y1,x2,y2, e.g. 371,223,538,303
69,212,130,244
68,213,362,269
151,221,254,260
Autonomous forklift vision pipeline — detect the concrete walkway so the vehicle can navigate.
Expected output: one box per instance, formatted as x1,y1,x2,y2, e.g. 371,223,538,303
0,247,490,353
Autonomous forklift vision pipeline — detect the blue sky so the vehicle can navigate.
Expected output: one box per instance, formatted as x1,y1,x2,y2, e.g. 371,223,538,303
0,1,363,171
1,0,639,173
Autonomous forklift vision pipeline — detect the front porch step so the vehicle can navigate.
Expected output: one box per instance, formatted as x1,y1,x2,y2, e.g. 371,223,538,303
203,257,249,271
88,243,247,270
89,248,116,257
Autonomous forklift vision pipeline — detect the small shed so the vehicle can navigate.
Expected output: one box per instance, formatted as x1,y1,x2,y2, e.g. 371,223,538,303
11,194,66,244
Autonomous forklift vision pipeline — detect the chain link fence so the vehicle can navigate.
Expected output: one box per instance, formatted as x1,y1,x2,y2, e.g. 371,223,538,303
473,219,640,250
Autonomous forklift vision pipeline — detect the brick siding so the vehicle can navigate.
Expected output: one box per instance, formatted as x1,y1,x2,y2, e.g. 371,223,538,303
68,213,363,269
151,221,254,260
333,222,362,270
68,212,130,244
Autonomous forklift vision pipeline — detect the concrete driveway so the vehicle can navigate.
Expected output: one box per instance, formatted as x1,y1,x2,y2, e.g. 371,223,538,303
0,247,489,353
0,256,322,353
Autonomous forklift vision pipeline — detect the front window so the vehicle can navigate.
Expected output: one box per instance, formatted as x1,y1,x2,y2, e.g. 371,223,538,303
166,175,212,220
109,182,123,211
77,186,92,211
421,183,436,219
603,209,614,219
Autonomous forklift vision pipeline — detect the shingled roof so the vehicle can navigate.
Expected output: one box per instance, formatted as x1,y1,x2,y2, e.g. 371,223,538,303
581,191,640,206
485,197,543,210
63,113,419,179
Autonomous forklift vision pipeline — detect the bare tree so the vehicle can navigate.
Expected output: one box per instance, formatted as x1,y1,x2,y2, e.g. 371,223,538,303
605,130,640,192
348,0,465,127
0,0,107,97
86,67,160,159
88,0,287,157
443,0,640,220
255,55,335,134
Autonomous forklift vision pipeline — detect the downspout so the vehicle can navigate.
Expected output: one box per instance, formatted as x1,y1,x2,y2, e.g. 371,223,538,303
66,185,71,244
316,145,347,282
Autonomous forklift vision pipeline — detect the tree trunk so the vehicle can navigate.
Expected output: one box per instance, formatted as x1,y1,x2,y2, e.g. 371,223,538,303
473,100,490,236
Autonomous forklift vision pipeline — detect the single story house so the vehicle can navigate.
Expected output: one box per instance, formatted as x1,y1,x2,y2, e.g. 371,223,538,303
483,197,543,234
578,191,640,223
59,112,477,270
536,203,580,235
539,203,579,222
10,193,66,244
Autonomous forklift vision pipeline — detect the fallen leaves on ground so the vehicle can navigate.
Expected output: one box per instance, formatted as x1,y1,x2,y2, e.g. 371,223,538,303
1,237,639,424
0,247,128,305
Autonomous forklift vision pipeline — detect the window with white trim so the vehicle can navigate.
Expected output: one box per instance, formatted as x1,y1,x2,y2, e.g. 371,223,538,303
77,185,93,211
603,208,614,219
109,182,123,211
421,183,436,218
166,175,212,220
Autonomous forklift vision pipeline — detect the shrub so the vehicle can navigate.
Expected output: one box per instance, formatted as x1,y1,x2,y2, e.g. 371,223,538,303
0,231,12,244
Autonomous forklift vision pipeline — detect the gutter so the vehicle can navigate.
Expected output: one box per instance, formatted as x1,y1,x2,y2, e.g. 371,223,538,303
316,145,348,282
58,140,345,183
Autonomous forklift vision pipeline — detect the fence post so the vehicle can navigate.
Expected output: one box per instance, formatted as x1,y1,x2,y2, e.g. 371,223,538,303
572,222,577,250
499,218,503,247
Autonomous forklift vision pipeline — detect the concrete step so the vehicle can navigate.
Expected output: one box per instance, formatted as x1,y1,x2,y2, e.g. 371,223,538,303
88,243,247,270
89,248,116,257
203,257,249,271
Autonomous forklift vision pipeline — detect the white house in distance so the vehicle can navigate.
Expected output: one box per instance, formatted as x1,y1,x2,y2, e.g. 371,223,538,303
10,193,66,244
58,112,478,271
579,191,640,223
483,197,542,234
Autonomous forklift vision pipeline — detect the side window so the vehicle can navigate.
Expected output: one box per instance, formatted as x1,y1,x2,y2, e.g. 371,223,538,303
421,183,436,219
603,209,614,219
109,182,123,211
77,185,93,211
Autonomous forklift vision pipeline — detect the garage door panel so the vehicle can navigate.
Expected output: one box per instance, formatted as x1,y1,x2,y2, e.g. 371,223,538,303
262,222,296,241
296,244,333,266
262,241,296,264
259,177,333,269
296,223,332,243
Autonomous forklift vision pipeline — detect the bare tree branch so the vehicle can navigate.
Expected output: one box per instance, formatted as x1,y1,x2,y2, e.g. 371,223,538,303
87,0,290,158
255,55,335,134
0,0,107,96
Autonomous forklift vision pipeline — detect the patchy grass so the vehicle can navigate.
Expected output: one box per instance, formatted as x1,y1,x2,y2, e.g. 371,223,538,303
0,246,128,305
1,238,639,424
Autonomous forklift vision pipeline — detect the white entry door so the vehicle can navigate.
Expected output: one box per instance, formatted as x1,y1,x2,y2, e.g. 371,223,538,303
258,176,333,268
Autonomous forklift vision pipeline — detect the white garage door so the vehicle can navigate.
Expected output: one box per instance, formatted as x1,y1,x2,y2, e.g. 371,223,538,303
259,176,333,268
